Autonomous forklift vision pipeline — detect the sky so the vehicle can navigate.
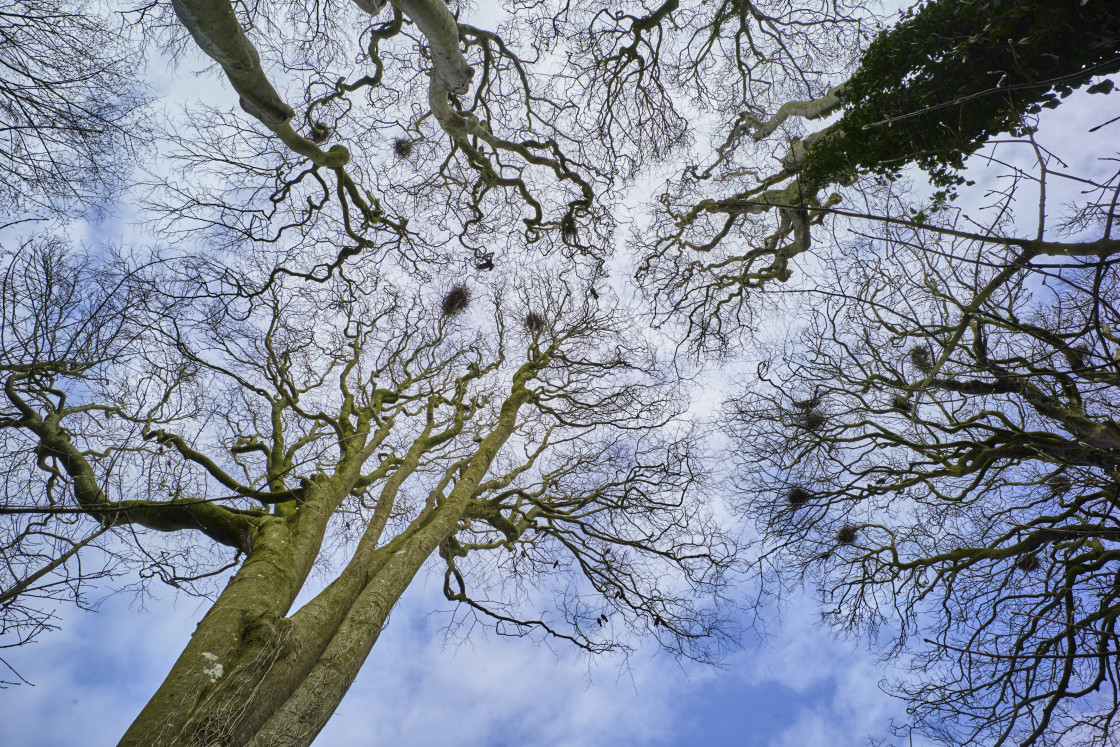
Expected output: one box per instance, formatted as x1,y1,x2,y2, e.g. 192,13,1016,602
1,1,1115,745
0,561,913,746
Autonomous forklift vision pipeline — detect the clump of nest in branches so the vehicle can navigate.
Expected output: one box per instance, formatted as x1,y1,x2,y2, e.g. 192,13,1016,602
441,284,471,317
308,120,331,143
835,524,859,545
787,486,811,508
909,346,934,374
392,138,413,159
1014,554,1040,573
790,393,826,433
891,395,912,413
795,408,827,433
560,212,577,242
525,312,547,334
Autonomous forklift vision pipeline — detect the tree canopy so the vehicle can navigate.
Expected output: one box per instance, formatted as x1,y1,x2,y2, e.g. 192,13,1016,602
0,0,1118,744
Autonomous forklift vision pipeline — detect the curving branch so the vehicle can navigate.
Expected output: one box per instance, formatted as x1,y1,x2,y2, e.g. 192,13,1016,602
4,373,257,553
170,0,350,167
355,0,474,95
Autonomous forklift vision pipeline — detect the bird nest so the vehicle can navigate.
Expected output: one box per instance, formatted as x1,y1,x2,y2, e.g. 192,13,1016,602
393,138,413,159
441,284,471,317
835,524,859,545
525,312,547,334
909,346,934,374
787,486,811,507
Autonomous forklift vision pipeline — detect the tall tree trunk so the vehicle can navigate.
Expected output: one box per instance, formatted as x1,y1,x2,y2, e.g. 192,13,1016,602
119,383,531,746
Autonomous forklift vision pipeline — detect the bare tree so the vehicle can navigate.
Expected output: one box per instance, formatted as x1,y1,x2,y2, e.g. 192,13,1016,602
725,176,1120,744
630,1,1120,742
129,0,879,284
0,1,149,216
0,240,736,744
4,0,1117,742
134,0,620,279
1,0,799,740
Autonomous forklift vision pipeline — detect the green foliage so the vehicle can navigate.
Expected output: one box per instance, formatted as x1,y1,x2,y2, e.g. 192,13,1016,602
802,0,1120,189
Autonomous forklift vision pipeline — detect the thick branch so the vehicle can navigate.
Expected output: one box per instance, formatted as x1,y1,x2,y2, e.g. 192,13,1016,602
742,85,843,141
355,0,473,95
4,378,257,552
243,370,538,745
170,0,349,167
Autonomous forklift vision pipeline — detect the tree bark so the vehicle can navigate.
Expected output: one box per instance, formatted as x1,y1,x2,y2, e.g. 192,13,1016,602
118,375,534,746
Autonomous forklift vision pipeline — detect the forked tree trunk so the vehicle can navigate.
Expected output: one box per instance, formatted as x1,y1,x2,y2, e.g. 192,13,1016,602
119,387,531,747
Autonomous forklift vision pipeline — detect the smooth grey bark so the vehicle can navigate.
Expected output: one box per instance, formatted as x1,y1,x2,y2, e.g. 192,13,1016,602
171,0,350,167
741,85,844,141
355,0,474,94
170,0,293,127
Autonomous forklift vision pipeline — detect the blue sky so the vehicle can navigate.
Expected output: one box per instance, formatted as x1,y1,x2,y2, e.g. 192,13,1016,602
2,2,1114,745
0,566,911,746
0,9,896,744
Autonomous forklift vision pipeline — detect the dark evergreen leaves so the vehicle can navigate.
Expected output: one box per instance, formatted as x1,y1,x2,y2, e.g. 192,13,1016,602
801,0,1120,189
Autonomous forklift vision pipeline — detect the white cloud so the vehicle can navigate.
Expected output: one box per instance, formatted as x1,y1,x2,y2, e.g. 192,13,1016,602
0,556,941,747
320,582,683,747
